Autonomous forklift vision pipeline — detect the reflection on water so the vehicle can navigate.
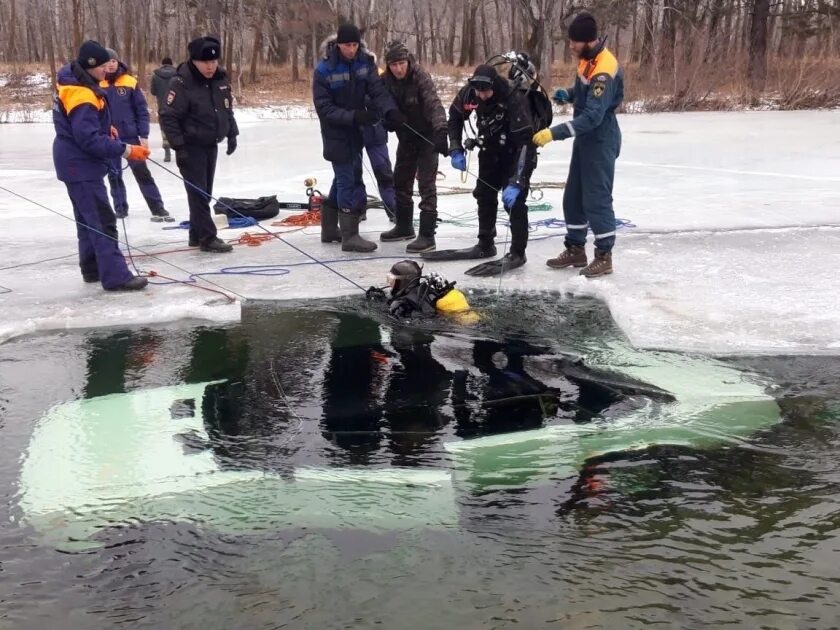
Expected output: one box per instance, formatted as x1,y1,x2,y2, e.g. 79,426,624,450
1,293,839,628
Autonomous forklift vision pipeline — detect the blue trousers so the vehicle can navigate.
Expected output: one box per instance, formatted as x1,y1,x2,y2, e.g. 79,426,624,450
562,128,621,252
107,142,165,216
328,150,368,215
65,180,133,289
364,143,397,213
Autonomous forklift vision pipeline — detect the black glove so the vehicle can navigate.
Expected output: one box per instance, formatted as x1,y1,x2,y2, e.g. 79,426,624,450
226,136,237,155
383,109,406,131
433,129,449,156
353,109,377,126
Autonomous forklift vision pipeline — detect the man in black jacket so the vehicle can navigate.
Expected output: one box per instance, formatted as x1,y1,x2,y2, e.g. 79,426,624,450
149,56,177,162
160,36,238,253
424,65,536,277
380,41,448,253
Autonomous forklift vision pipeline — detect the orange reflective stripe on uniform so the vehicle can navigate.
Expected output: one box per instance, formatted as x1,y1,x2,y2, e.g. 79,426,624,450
114,74,138,89
577,49,619,83
58,84,103,115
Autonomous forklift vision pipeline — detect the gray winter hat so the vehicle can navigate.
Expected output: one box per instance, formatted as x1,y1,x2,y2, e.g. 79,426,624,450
384,40,410,64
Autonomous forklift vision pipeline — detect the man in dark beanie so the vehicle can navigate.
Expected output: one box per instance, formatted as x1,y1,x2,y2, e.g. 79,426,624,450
380,40,448,253
160,35,239,253
425,63,536,277
52,40,150,291
533,11,624,278
150,56,177,161
313,23,401,253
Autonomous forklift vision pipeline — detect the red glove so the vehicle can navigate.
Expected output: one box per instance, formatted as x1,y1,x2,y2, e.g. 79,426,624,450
123,145,151,161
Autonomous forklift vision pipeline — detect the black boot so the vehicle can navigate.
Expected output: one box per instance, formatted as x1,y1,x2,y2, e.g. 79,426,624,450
380,204,415,242
150,208,175,223
82,272,100,283
200,237,233,253
105,276,149,291
164,147,172,163
406,212,437,253
320,198,341,243
339,210,377,253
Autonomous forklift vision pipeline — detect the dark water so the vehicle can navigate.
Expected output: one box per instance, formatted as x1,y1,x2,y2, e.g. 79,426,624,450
1,294,840,629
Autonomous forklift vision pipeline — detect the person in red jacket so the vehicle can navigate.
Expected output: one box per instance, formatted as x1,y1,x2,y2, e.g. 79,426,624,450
52,40,149,291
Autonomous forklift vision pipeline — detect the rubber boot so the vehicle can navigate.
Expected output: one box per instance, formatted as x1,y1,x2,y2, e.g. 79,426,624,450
380,204,415,242
339,210,377,252
320,198,341,243
406,212,437,253
150,207,175,223
546,244,587,269
164,147,172,163
579,249,612,278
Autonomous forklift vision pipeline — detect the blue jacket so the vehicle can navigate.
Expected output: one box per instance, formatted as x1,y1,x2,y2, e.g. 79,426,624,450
551,41,624,143
313,43,395,162
52,62,126,183
100,62,150,141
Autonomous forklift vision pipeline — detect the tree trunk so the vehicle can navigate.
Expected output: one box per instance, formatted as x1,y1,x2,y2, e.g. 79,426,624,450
748,0,771,90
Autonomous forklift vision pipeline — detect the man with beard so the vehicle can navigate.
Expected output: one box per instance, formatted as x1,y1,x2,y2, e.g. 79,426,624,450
532,12,624,278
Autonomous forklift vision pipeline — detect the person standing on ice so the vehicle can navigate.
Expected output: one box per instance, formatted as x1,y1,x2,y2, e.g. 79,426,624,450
532,12,624,278
52,40,149,291
429,64,536,277
149,57,177,162
100,49,174,223
379,40,449,254
160,36,239,253
313,23,402,253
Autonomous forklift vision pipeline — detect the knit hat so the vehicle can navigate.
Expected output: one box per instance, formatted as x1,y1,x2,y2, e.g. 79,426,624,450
384,40,410,64
188,36,222,61
336,23,361,44
568,12,598,43
105,48,118,61
468,64,498,89
77,40,111,69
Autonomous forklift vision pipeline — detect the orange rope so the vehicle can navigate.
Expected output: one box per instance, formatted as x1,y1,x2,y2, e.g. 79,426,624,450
273,209,321,227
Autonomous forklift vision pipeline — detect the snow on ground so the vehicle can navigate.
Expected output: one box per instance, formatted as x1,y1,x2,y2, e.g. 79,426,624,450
1,110,839,354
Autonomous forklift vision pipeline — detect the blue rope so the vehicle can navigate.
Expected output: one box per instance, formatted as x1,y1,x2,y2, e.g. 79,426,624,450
148,158,368,292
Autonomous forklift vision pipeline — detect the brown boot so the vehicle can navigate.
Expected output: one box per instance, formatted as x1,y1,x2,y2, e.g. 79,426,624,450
580,249,612,278
546,245,587,269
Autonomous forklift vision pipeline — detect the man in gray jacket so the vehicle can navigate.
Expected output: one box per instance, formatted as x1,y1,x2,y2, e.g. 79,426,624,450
149,57,177,161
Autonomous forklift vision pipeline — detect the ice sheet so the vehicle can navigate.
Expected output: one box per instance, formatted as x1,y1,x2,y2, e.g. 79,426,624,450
1,111,839,353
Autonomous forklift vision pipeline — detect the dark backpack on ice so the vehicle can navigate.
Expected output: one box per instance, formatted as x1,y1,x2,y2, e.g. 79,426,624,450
213,195,281,220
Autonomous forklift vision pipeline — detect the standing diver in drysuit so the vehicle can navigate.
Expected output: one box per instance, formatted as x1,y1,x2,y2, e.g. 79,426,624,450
367,260,478,322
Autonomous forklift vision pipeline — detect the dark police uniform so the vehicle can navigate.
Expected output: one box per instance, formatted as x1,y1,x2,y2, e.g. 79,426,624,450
159,37,238,249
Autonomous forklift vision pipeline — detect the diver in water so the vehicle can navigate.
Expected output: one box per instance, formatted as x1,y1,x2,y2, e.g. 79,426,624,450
367,260,476,321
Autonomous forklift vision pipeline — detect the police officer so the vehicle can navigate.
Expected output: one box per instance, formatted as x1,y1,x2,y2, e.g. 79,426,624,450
313,23,401,253
380,40,449,253
533,12,624,278
160,36,239,253
426,64,536,277
100,49,173,222
53,40,149,291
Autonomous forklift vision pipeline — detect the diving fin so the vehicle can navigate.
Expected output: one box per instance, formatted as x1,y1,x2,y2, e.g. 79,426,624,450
420,243,496,261
464,253,527,277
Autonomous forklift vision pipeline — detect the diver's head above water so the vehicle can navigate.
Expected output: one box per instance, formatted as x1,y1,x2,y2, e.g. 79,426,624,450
387,260,423,296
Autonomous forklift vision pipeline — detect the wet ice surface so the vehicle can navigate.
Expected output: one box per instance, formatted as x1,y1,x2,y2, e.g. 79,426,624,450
1,110,839,353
